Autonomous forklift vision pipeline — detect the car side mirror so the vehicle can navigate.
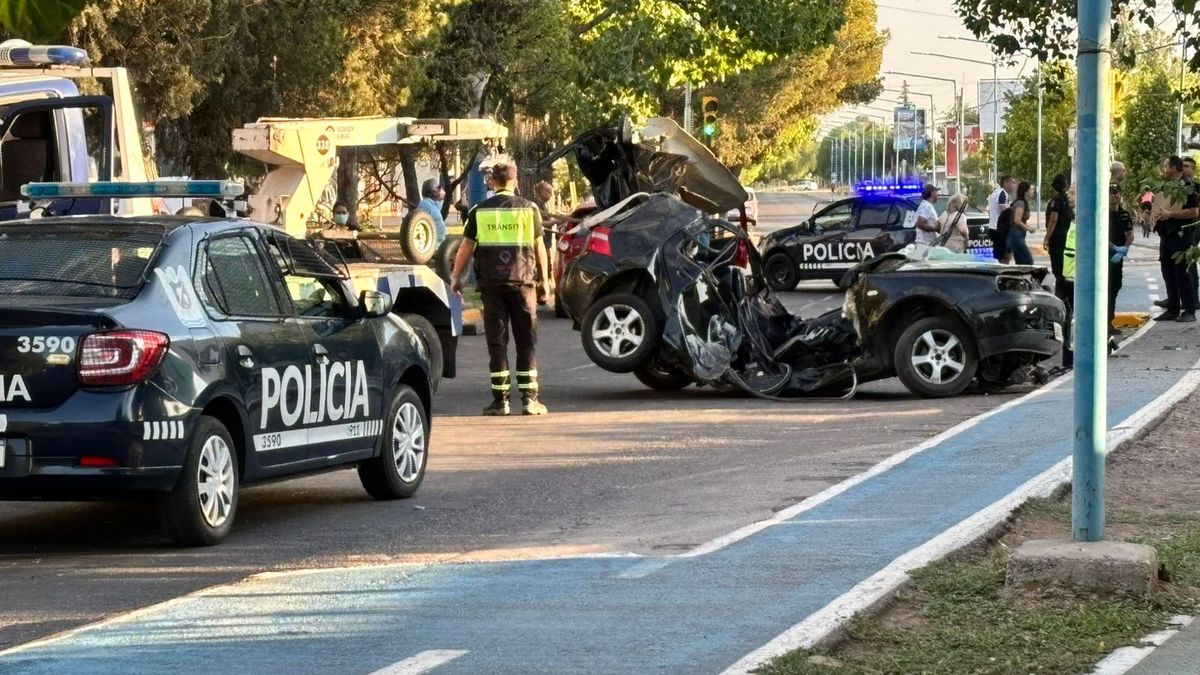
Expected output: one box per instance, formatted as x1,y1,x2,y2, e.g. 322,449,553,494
359,289,393,318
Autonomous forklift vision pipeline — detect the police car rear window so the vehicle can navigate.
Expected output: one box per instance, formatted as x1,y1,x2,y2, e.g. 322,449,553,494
0,224,161,298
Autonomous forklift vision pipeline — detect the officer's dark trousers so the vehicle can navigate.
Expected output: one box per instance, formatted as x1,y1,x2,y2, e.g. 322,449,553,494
481,285,538,398
1057,279,1074,368
1109,261,1123,326
1161,250,1196,314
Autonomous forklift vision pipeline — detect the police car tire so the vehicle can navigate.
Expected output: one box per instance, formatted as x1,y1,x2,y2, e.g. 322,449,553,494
893,316,979,398
358,386,428,500
764,252,799,292
398,313,443,389
581,293,661,373
161,416,239,547
401,210,438,265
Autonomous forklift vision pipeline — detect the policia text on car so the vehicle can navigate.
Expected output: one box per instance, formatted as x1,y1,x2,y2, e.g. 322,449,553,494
450,162,552,416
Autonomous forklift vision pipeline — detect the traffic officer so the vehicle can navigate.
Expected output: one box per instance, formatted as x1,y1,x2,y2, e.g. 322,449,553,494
450,162,551,416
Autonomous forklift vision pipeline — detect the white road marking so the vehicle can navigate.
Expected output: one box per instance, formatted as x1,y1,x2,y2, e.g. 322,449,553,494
368,650,469,675
566,363,595,372
1149,293,1161,301
1089,615,1193,675
721,347,1200,674
1148,283,1160,290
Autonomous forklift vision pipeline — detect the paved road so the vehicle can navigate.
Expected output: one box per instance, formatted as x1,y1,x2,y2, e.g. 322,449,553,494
0,192,1163,656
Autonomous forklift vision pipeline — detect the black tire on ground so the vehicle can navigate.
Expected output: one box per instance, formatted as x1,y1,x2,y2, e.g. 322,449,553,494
633,359,694,390
358,385,429,500
554,293,568,319
893,315,979,398
763,252,800,292
401,210,438,264
580,292,662,373
160,415,239,547
398,313,443,390
975,356,1014,393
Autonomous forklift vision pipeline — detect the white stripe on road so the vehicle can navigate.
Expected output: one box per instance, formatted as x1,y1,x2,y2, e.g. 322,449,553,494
721,326,1198,674
566,363,596,372
368,650,469,675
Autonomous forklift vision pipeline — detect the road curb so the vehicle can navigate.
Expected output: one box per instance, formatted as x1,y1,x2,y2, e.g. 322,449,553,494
723,324,1200,673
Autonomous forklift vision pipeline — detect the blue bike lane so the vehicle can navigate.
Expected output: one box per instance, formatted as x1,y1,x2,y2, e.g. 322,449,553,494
3,322,1198,675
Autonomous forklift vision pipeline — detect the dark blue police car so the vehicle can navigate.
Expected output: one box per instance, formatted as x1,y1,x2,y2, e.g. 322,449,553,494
756,182,993,291
0,182,433,545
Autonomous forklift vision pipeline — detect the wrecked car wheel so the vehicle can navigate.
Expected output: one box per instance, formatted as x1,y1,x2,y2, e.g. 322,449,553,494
894,316,978,398
764,252,799,292
581,293,660,373
633,359,693,390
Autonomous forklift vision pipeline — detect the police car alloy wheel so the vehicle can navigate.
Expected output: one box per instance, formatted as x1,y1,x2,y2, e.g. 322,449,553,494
893,316,979,398
580,292,661,373
358,385,429,499
161,416,239,546
764,252,799,292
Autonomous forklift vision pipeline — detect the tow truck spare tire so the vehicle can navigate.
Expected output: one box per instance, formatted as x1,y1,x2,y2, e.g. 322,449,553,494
581,292,661,373
401,209,438,264
894,315,978,398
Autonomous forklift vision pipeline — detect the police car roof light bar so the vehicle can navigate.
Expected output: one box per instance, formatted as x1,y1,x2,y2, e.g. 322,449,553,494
0,40,90,68
853,179,924,198
21,180,246,201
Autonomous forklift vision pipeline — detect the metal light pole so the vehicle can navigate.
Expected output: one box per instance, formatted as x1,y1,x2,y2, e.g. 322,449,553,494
886,71,962,194
1074,0,1112,542
911,51,1000,182
1037,63,1044,226
1179,41,1187,156
684,83,693,134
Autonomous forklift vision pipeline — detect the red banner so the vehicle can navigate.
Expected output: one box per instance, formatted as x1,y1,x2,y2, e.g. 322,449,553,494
944,125,982,177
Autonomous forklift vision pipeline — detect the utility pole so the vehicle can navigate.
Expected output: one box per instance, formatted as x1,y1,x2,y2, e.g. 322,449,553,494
1179,41,1186,156
683,83,693,134
1073,0,1112,542
1036,64,1044,228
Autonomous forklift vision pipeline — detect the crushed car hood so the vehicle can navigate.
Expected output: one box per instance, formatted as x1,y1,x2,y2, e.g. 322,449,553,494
543,117,748,213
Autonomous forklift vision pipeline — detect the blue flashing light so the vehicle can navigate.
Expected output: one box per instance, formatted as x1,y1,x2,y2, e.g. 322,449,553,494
0,40,89,67
21,180,246,200
853,179,924,198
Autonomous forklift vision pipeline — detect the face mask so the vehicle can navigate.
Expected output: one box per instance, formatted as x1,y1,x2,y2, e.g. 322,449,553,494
333,213,349,226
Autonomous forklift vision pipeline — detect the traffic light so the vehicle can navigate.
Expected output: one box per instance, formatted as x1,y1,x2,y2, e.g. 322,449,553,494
701,96,719,137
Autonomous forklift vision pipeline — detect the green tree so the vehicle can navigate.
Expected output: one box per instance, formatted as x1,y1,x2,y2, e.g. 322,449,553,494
707,0,885,182
1119,68,1179,196
952,1,1200,70
0,0,87,40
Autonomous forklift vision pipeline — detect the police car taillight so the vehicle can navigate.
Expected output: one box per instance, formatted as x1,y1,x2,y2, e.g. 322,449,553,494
585,226,612,256
78,330,170,387
734,240,750,269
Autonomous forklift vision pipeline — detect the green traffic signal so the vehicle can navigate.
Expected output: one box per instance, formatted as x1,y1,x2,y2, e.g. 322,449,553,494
703,123,716,136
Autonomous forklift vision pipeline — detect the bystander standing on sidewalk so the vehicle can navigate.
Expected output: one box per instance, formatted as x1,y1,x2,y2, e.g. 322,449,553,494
1108,185,1134,334
1007,181,1036,265
1044,174,1074,291
1152,156,1199,322
914,184,940,247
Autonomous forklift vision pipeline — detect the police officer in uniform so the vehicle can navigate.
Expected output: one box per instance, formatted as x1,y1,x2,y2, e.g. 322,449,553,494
450,162,551,416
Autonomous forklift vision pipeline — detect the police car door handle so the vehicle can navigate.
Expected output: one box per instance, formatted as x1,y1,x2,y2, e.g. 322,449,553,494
312,343,330,365
236,345,255,369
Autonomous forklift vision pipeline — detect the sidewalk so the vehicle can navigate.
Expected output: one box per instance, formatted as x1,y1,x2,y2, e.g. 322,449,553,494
1,322,1196,674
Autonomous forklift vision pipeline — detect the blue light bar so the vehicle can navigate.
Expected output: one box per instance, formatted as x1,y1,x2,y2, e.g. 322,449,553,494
0,40,89,67
21,180,246,200
853,179,924,198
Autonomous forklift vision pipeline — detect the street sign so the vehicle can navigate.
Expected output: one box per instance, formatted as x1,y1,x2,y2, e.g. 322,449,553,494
978,79,1023,134
893,106,926,151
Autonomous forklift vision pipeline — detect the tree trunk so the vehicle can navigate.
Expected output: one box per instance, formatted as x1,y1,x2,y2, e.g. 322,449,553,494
336,147,359,228
399,145,421,205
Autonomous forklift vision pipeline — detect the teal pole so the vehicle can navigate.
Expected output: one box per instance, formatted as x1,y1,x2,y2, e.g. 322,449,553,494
1073,0,1112,541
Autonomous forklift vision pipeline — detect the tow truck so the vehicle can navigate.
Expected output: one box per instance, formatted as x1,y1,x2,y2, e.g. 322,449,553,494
0,40,508,385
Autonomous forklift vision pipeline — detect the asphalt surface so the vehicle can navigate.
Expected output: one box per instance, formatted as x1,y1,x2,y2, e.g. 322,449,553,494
0,191,1164,657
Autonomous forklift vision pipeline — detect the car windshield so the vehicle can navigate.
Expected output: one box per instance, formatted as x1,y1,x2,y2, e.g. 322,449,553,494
0,223,163,298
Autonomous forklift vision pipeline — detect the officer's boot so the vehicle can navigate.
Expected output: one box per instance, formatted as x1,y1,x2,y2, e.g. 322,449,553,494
483,371,511,416
517,369,548,416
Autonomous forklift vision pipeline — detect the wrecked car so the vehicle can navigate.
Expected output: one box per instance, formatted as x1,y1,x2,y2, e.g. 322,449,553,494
550,119,1066,398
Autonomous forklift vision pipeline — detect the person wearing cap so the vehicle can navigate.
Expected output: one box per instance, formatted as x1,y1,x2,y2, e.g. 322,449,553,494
450,162,551,416
417,178,448,246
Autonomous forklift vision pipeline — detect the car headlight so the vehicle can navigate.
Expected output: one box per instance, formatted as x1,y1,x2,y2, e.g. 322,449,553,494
997,276,1035,293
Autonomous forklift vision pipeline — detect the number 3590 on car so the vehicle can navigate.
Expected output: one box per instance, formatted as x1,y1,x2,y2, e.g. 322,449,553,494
0,213,435,546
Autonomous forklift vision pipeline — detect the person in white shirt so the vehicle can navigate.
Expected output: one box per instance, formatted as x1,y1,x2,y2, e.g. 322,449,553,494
987,175,1016,231
914,184,941,246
